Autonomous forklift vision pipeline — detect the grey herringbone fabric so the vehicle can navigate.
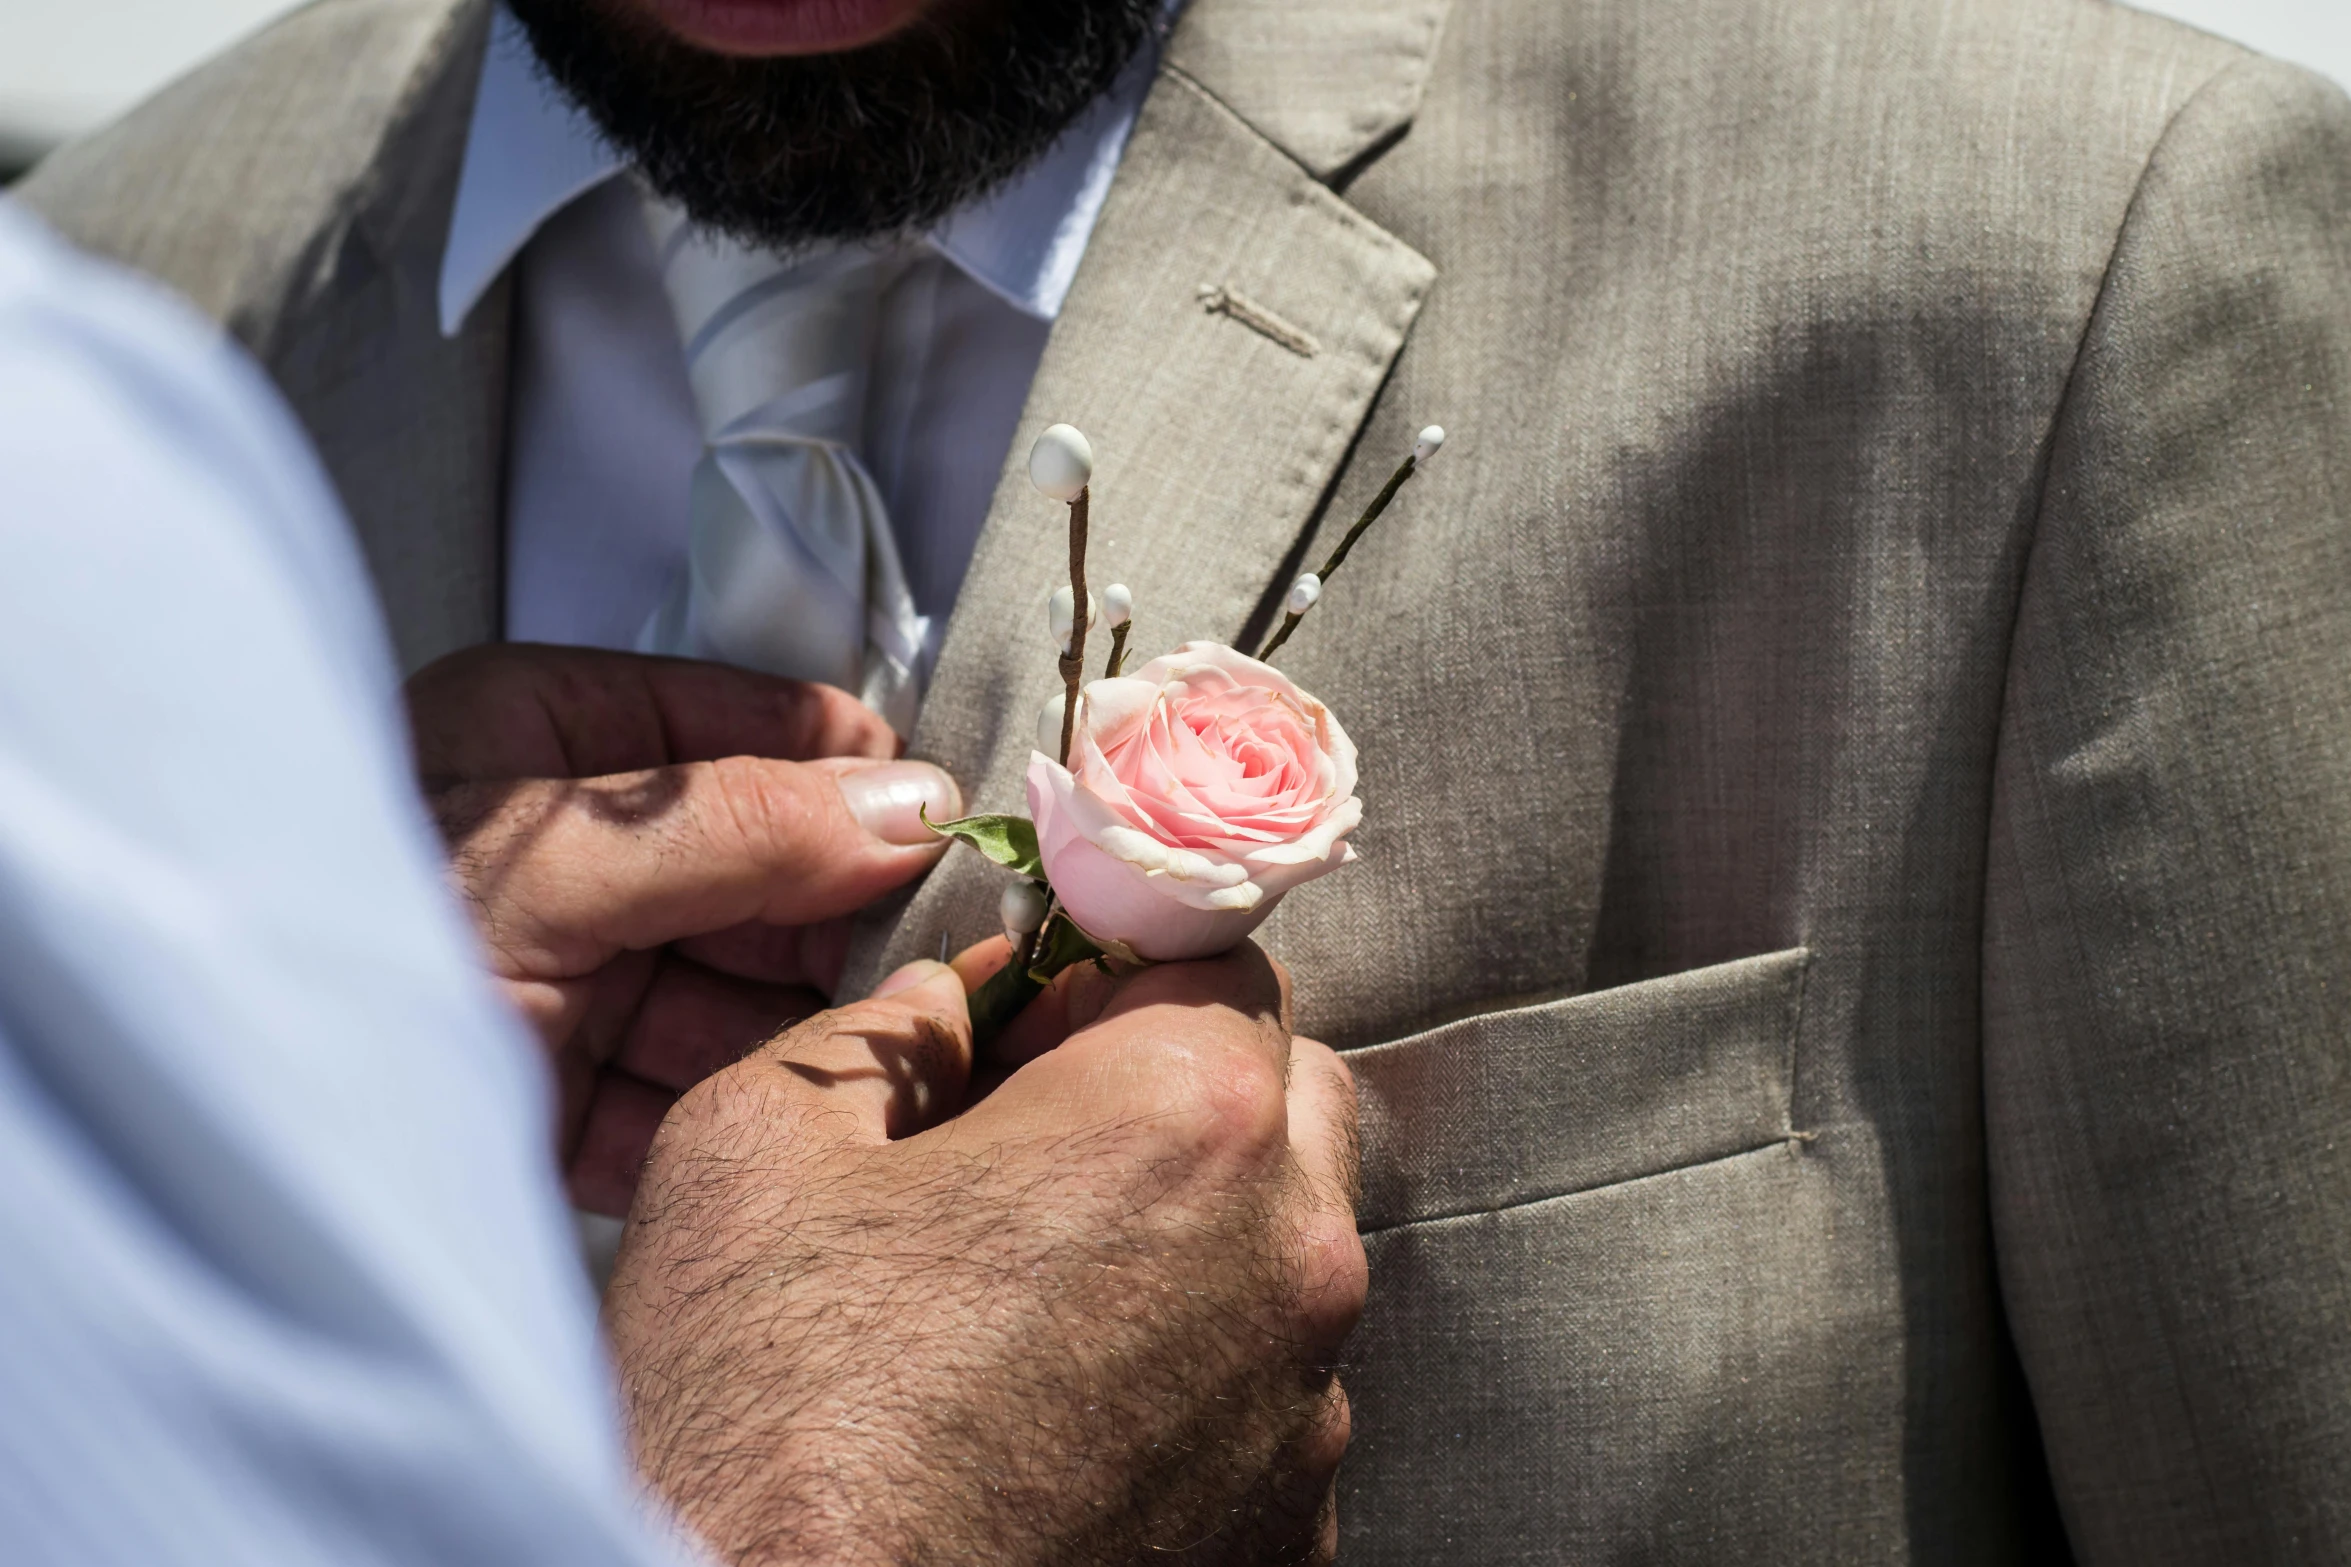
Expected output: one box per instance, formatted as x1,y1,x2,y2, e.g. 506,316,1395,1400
23,0,2351,1558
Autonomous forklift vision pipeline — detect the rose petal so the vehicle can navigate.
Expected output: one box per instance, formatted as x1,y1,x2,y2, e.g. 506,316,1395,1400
1030,642,1361,960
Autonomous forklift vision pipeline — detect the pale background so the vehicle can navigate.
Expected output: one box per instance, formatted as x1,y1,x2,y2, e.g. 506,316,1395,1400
0,0,2347,174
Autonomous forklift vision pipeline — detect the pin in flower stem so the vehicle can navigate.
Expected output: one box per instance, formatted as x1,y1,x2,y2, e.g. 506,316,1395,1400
1029,423,1095,765
1101,583,1134,678
1257,424,1445,663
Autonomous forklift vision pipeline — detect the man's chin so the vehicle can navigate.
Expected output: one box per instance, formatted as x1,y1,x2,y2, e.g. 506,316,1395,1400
631,0,932,56
508,0,1163,248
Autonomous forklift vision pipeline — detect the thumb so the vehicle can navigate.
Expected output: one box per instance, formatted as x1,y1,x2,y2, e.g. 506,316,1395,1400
437,755,961,973
748,960,973,1141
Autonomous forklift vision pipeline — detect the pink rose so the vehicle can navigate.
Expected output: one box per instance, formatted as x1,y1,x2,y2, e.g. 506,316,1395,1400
1027,642,1361,963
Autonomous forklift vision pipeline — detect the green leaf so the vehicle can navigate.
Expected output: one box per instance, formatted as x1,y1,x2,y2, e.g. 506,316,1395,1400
920,810,1043,878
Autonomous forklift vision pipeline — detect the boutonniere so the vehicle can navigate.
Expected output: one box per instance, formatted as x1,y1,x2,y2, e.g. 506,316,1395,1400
930,421,1447,1040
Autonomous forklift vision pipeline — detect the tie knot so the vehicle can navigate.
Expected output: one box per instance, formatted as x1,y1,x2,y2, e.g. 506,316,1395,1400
642,194,883,445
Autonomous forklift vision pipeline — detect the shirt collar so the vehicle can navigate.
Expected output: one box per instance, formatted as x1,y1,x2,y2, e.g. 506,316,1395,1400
440,3,1172,337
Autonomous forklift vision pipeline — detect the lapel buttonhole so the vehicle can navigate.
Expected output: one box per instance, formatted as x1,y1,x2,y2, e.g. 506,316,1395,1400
1197,283,1323,358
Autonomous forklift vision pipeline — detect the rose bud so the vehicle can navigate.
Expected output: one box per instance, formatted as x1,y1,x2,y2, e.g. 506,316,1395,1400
1028,424,1094,502
1028,642,1361,962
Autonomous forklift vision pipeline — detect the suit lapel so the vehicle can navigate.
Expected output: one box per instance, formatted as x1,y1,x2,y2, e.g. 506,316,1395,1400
268,0,509,675
1167,0,1456,181
844,44,1439,993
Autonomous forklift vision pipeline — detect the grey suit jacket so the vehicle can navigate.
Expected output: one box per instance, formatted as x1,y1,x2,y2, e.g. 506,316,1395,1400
24,0,2351,1558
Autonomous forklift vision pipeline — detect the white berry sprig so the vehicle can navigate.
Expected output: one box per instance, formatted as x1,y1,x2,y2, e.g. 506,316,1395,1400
1258,425,1445,663
1101,582,1135,678
1029,424,1095,766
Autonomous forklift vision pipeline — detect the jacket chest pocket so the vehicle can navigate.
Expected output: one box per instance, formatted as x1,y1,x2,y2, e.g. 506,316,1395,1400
1347,948,1813,1232
1337,949,1845,1564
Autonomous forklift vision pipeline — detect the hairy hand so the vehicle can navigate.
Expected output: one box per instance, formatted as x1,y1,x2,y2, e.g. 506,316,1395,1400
404,644,957,1215
610,947,1365,1566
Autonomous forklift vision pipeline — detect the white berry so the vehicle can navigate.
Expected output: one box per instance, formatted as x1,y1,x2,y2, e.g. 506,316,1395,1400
1029,424,1095,502
1048,586,1099,653
1037,692,1068,757
1286,573,1323,615
1102,583,1134,630
1413,425,1446,463
1000,881,1049,940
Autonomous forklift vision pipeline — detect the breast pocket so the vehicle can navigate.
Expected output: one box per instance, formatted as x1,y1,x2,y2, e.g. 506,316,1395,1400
1348,947,1813,1232
1337,949,1824,1565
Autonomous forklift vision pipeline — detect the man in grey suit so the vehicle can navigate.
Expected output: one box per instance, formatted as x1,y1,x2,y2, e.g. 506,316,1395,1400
23,0,2351,1559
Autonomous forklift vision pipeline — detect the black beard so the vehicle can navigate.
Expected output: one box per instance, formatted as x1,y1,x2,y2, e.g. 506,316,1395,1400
502,0,1165,249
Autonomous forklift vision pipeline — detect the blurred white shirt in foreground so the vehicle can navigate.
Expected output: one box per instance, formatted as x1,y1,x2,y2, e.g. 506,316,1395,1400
0,199,689,1567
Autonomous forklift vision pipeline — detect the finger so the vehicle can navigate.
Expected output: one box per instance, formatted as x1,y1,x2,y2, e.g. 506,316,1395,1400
985,951,1124,1068
965,948,1293,1160
440,755,960,975
948,935,1014,995
407,644,897,784
1243,1381,1348,1567
1285,1038,1362,1216
499,943,657,1066
672,916,851,992
567,1067,678,1218
747,961,973,1141
1084,943,1291,1073
1285,1039,1368,1351
1293,1383,1352,1534
614,957,826,1091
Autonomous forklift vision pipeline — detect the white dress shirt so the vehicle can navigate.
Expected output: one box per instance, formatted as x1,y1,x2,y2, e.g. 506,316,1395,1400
440,4,1168,664
0,201,690,1566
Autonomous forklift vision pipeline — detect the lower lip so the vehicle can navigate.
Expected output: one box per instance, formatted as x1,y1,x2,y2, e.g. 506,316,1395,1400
638,0,928,56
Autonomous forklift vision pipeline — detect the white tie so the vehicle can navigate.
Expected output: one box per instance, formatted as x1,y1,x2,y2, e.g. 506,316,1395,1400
636,197,929,736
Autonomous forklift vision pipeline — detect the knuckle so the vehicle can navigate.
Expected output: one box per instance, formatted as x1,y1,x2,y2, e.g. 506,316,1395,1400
1296,1038,1358,1115
1300,1383,1353,1476
1290,1210,1369,1340
1169,1045,1289,1161
699,756,793,861
671,1052,768,1128
676,1008,839,1121
698,755,841,874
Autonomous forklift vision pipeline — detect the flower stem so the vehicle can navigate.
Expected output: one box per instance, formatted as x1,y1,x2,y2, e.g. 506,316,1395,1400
1256,609,1305,662
1057,485,1090,766
1257,452,1419,662
1104,622,1131,680
968,958,1044,1044
966,902,1113,1051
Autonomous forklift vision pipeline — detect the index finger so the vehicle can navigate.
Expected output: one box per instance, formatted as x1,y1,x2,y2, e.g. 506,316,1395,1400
408,644,898,784
1081,944,1294,1069
440,754,959,974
